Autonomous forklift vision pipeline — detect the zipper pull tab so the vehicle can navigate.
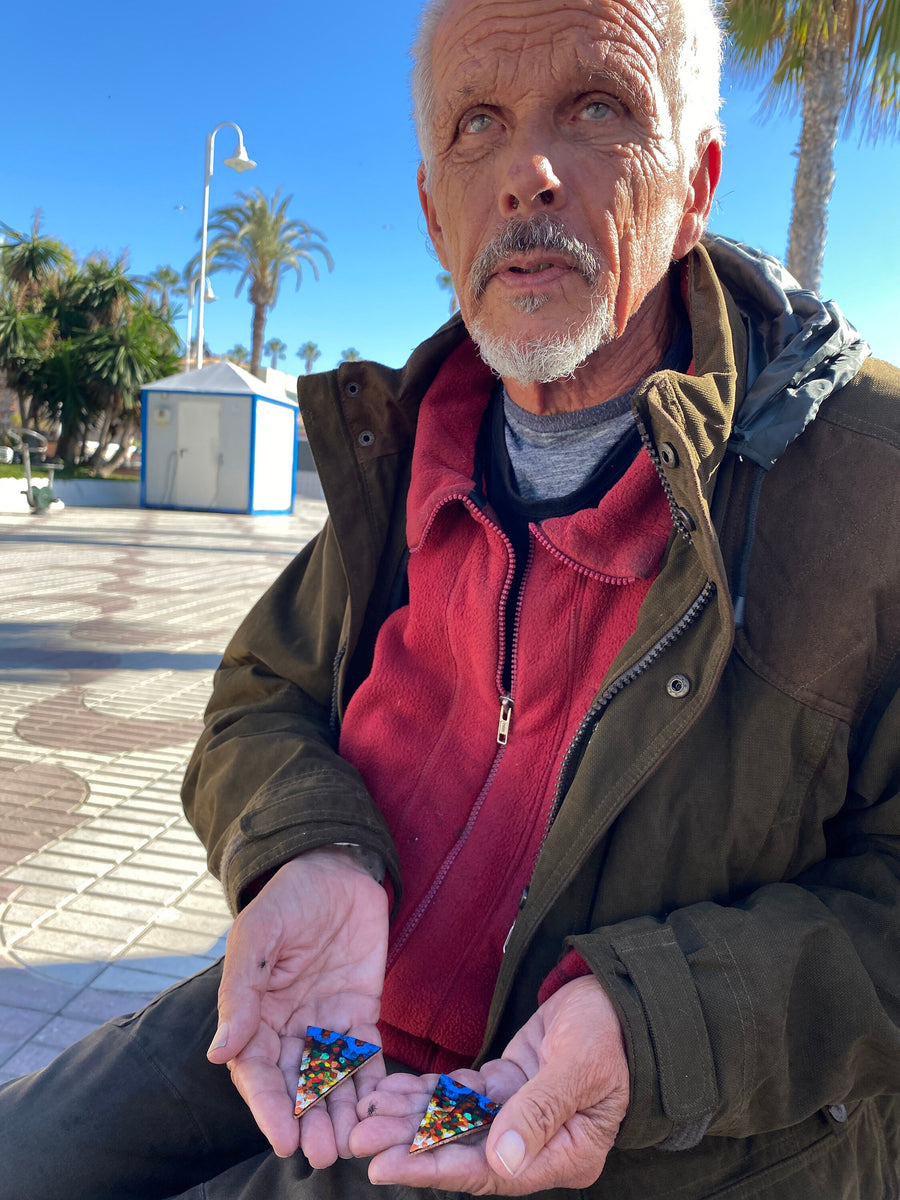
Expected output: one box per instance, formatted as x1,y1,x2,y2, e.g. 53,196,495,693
503,885,529,954
497,695,514,745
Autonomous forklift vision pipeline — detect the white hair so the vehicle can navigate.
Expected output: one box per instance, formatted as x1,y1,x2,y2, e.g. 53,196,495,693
411,0,724,186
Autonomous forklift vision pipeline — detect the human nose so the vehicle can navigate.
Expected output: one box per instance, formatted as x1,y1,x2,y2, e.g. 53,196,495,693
498,130,565,218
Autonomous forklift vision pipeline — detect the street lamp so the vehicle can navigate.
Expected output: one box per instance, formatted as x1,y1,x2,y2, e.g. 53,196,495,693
196,121,256,370
185,276,216,369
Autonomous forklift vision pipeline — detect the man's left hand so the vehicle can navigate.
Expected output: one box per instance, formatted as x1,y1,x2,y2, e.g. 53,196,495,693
350,975,629,1194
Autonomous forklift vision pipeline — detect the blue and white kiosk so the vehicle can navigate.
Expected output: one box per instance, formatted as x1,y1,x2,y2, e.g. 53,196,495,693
140,361,298,514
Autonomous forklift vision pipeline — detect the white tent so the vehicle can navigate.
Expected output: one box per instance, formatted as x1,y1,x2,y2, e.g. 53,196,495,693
140,362,298,514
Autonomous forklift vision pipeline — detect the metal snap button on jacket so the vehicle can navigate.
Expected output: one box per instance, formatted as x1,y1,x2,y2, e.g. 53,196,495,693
667,674,691,698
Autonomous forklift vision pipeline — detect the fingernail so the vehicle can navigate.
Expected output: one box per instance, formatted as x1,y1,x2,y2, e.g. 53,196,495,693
207,1022,228,1054
494,1129,526,1177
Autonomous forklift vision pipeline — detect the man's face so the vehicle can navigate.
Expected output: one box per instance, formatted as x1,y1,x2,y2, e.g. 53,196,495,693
419,0,713,380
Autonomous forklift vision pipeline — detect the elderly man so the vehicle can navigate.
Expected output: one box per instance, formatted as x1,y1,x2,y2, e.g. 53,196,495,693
3,0,899,1196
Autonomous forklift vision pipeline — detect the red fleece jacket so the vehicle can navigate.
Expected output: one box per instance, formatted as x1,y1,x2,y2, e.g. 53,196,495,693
339,339,672,1072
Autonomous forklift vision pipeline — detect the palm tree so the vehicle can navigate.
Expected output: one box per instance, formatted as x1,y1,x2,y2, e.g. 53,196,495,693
143,265,181,315
723,0,900,292
26,340,96,463
0,218,181,465
0,301,55,422
81,306,180,475
264,337,287,369
340,347,362,362
227,344,250,365
0,213,72,309
67,253,143,328
436,271,459,313
40,257,177,466
194,188,333,374
297,341,321,373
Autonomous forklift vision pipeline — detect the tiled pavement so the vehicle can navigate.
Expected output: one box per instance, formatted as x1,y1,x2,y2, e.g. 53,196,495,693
0,501,327,1083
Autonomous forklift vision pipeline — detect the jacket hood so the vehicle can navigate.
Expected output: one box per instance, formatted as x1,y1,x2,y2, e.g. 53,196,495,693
703,233,870,471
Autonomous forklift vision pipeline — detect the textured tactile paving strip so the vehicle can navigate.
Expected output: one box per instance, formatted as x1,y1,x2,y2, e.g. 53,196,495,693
0,503,326,1081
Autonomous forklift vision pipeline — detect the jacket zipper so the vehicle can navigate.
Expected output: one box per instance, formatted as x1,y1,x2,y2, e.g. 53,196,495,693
502,410,707,955
329,641,348,737
503,578,716,952
634,408,694,541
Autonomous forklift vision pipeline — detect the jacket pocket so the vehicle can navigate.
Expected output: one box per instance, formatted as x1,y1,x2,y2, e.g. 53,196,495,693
703,1099,898,1200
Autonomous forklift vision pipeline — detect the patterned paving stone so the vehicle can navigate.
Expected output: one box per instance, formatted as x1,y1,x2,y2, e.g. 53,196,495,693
0,1003,54,1043
16,687,204,751
31,1013,105,1049
60,985,159,1024
0,1040,69,1081
0,963,79,1013
0,502,327,1080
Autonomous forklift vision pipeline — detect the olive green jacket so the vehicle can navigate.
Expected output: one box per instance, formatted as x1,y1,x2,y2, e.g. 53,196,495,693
183,238,900,1198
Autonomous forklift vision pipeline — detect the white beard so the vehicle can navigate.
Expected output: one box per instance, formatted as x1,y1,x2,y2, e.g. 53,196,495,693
469,291,615,384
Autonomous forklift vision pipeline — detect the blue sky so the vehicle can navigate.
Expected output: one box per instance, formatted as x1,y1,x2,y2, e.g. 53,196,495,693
5,0,898,372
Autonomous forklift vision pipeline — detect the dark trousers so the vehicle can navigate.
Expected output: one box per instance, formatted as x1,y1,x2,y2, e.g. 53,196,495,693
0,961,442,1200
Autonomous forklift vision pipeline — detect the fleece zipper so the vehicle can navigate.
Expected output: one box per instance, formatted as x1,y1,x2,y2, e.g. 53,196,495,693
385,493,528,970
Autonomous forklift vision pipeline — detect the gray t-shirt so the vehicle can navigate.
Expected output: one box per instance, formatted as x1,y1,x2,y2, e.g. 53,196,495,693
503,387,636,502
502,319,692,503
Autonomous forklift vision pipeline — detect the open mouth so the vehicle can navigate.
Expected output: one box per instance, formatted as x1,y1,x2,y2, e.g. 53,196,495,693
508,262,557,275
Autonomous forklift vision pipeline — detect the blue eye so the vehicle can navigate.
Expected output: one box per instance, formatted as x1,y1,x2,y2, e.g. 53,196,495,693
582,100,612,121
465,113,493,134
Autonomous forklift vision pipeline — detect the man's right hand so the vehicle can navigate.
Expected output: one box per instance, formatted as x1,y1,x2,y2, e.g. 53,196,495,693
206,848,389,1165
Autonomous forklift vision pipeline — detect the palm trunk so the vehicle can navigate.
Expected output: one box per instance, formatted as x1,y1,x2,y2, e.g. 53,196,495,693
87,409,114,470
96,413,138,477
55,424,80,465
250,304,267,376
786,31,846,293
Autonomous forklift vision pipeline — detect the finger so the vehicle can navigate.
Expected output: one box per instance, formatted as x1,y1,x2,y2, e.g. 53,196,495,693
356,1080,433,1120
348,1043,386,1099
277,1032,307,1101
327,1075,366,1159
357,1070,437,1106
299,1097,339,1169
476,1058,529,1103
485,1069,569,1180
350,1085,429,1159
368,1117,611,1195
208,918,275,1063
368,1138,495,1194
484,1061,622,1184
229,1043,301,1158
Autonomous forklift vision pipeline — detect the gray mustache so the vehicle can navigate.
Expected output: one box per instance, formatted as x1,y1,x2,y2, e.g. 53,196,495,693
469,215,604,300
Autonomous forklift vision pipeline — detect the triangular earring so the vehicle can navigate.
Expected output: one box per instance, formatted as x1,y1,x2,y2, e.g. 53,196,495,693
410,1073,502,1153
294,1026,381,1117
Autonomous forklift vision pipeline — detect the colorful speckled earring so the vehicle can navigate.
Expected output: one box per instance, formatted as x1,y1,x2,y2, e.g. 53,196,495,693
409,1073,502,1153
293,1026,381,1117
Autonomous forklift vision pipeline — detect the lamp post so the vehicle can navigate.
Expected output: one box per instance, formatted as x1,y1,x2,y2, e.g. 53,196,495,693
196,121,256,370
185,276,216,369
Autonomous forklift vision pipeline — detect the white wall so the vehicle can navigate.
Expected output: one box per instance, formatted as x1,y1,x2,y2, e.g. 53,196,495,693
251,400,296,513
143,391,252,511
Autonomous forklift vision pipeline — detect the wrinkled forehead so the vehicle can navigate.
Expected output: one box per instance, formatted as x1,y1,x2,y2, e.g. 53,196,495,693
431,0,673,118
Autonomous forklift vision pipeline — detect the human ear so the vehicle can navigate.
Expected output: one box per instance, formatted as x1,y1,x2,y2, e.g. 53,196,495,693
417,161,451,270
672,137,722,260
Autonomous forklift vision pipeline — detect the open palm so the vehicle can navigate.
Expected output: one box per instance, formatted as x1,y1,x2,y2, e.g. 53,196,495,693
207,850,389,1164
351,976,629,1195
